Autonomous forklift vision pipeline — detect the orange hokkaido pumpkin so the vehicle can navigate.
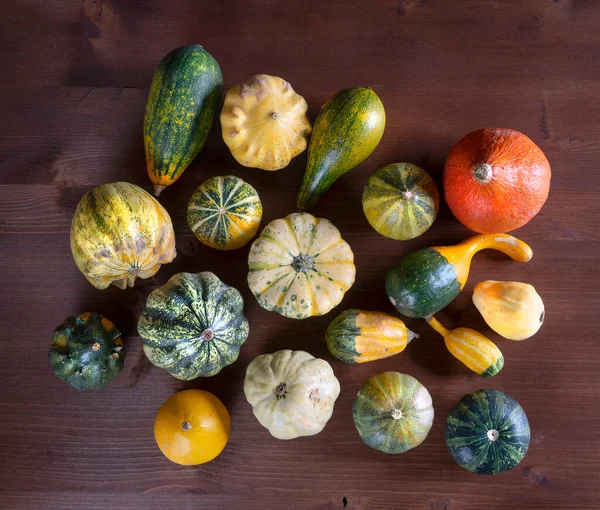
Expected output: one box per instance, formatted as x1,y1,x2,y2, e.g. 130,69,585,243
154,389,230,465
443,128,551,233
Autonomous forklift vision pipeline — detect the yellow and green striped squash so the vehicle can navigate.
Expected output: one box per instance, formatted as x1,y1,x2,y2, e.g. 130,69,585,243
187,175,263,250
247,212,355,319
426,316,504,377
70,182,176,290
325,309,417,364
144,45,223,196
297,87,386,210
362,163,439,241
353,372,434,454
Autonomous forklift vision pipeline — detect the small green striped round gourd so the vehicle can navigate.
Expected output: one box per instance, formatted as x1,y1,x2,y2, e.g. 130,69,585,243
187,175,263,250
363,163,439,241
353,372,434,454
446,389,530,475
138,272,249,380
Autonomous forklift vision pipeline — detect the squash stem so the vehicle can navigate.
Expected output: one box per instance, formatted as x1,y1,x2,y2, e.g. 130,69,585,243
181,421,193,432
407,330,419,343
154,184,166,196
425,315,449,337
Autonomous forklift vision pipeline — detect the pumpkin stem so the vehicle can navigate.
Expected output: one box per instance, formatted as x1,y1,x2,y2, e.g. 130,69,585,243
402,190,413,201
407,330,419,343
92,342,101,351
153,184,166,196
292,253,314,273
182,421,193,432
473,163,493,184
201,328,214,341
275,383,287,399
487,429,499,441
391,408,403,420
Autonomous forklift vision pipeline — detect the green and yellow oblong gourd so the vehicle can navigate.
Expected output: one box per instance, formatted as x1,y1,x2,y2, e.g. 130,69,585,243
325,309,417,364
144,45,223,195
363,163,439,240
187,175,263,250
386,233,533,318
297,87,386,209
426,316,504,377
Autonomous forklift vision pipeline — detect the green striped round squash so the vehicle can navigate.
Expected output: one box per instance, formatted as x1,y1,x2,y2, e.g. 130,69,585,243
353,372,434,454
362,163,439,240
144,45,223,196
49,312,125,390
446,389,530,475
138,272,249,380
187,175,263,250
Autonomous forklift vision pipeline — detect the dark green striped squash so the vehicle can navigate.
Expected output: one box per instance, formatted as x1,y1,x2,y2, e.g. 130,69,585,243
385,233,533,318
138,272,249,380
187,175,262,250
297,87,385,209
362,163,439,240
446,389,530,475
144,45,223,196
48,313,125,390
353,372,434,454
325,309,417,364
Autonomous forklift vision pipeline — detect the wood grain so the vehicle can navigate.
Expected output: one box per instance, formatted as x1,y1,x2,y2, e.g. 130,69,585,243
1,0,599,508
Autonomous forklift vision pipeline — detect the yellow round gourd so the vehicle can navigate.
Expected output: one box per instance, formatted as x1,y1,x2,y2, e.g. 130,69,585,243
473,281,545,341
220,74,312,170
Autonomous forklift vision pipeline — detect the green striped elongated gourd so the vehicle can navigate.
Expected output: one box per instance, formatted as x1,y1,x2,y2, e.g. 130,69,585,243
138,272,249,380
352,372,434,454
144,45,223,196
446,389,530,475
187,175,262,250
426,316,504,377
362,163,439,240
297,87,386,209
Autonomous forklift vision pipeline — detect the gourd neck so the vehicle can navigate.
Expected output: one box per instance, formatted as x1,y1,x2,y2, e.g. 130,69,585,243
425,316,449,338
473,163,493,184
292,253,314,273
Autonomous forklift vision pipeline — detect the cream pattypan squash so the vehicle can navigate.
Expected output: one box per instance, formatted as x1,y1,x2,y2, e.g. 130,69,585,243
247,212,355,319
244,350,340,440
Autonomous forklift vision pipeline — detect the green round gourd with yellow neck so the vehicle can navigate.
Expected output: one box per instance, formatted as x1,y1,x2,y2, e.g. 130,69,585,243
48,312,125,390
385,233,533,318
353,372,434,454
138,272,249,380
297,87,386,210
362,163,439,240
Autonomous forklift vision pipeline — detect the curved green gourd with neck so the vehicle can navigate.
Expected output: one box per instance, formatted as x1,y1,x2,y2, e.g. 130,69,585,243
297,87,385,209
385,233,533,318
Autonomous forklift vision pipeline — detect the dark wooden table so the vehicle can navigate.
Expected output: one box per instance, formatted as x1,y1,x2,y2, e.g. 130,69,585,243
2,1,599,508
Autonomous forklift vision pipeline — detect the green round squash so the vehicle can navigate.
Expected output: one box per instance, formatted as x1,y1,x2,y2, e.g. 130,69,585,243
187,175,262,250
362,163,439,240
138,272,249,380
48,312,125,390
446,389,530,475
352,372,434,453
